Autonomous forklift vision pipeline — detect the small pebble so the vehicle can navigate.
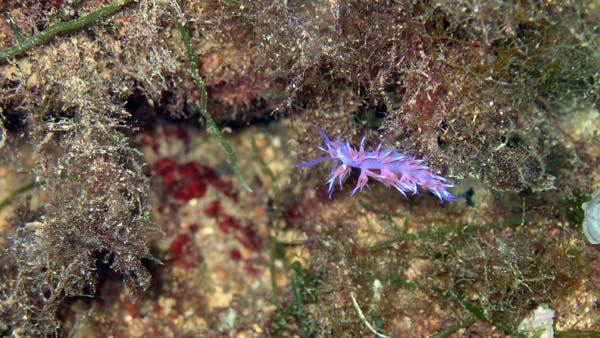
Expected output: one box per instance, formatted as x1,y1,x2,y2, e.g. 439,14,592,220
583,190,600,244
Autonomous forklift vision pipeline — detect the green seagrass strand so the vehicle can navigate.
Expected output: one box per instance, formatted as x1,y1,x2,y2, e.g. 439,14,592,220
175,2,252,193
0,0,135,62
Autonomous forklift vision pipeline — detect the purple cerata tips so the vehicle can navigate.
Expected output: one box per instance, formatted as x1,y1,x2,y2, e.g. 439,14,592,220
297,126,458,201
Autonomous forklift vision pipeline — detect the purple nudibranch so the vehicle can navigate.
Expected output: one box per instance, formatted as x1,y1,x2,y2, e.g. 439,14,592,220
297,126,457,201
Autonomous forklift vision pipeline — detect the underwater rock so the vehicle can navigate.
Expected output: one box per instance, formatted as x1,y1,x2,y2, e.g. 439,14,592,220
583,190,600,244
518,304,555,338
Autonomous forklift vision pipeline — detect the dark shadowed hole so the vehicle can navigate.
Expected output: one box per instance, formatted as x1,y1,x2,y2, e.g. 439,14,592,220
124,89,159,132
41,285,53,301
2,111,27,133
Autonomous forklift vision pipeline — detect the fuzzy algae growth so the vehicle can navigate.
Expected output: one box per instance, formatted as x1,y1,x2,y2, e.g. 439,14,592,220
0,0,599,336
